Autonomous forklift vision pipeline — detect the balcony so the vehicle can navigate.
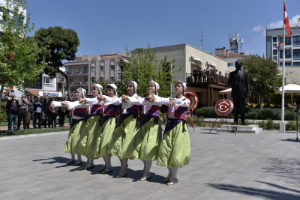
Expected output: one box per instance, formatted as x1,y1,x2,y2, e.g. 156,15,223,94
187,73,229,85
66,70,88,76
70,81,89,86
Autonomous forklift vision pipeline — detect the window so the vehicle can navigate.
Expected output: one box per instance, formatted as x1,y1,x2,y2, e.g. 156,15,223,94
293,36,300,45
99,77,104,81
285,62,291,66
280,37,291,45
110,65,115,71
293,62,300,66
273,50,277,55
273,56,277,61
91,67,95,72
273,37,277,42
280,50,291,58
110,77,115,82
69,79,73,83
293,49,300,59
227,63,234,67
100,66,104,71
44,77,52,85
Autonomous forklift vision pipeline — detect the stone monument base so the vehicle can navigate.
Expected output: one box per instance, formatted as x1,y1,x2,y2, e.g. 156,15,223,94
217,124,262,134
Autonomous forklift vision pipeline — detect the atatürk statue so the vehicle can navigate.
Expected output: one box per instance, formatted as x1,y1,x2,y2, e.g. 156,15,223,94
228,60,251,125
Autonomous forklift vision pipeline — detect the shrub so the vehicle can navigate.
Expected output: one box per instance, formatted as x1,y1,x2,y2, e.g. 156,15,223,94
0,102,8,124
195,107,217,118
266,119,274,130
259,109,280,120
245,111,259,119
284,110,297,121
286,121,297,130
258,120,266,129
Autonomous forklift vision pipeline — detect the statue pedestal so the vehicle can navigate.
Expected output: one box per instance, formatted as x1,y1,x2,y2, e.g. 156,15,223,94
217,124,262,134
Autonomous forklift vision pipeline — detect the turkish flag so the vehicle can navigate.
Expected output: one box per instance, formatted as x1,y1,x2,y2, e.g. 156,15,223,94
284,2,292,37
278,42,284,48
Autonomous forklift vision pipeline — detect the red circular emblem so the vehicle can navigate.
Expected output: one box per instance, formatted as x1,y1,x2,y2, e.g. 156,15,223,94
185,90,199,114
214,99,234,116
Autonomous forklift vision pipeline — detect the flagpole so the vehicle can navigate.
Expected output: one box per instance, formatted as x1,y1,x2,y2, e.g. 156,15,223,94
280,0,286,133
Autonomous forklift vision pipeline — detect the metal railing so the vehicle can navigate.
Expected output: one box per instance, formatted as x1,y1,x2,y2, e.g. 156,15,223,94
186,73,229,85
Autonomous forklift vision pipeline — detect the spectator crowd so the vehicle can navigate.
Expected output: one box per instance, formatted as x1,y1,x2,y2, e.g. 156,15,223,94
5,95,72,131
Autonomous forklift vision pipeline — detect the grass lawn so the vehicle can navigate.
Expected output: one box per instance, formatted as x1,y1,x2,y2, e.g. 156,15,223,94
0,117,70,126
0,127,70,137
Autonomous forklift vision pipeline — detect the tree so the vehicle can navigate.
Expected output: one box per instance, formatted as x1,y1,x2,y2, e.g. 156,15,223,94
0,0,44,101
34,26,80,96
241,55,281,110
116,45,181,97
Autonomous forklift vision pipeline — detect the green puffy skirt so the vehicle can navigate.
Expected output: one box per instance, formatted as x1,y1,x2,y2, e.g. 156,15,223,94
78,115,102,158
108,114,138,159
64,119,86,154
133,118,162,161
157,121,191,168
93,117,116,159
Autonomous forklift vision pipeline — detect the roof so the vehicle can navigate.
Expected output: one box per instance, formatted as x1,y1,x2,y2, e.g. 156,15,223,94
27,89,57,96
217,53,249,58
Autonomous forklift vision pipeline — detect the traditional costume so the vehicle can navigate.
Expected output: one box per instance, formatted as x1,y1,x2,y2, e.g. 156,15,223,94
108,81,141,178
133,80,163,181
78,84,104,169
92,84,121,174
52,88,88,166
157,81,191,186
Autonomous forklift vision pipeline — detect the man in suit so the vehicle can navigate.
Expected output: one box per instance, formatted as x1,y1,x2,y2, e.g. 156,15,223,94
43,95,51,128
228,60,251,125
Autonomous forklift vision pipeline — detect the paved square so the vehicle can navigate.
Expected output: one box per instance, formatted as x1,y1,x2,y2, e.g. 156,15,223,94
0,127,300,200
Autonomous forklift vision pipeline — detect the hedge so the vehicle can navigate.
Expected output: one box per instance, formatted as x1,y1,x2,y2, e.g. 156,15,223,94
195,107,298,120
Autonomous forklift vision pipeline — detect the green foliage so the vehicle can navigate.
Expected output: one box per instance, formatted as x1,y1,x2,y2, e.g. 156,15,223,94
284,110,297,121
266,119,274,130
117,45,181,98
286,121,297,131
245,111,259,119
195,107,217,118
0,102,8,123
0,0,44,98
34,26,80,95
259,108,280,120
241,55,280,110
258,120,266,129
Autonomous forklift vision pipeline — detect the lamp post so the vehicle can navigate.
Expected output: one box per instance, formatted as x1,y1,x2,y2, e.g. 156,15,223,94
119,59,124,90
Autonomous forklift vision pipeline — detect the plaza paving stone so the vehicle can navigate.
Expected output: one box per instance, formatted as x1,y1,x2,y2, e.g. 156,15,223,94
0,127,300,200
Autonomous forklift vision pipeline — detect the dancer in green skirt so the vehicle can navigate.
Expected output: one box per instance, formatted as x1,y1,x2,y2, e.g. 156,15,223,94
52,88,88,166
93,84,121,174
108,81,141,178
133,80,163,181
78,84,104,169
157,80,191,186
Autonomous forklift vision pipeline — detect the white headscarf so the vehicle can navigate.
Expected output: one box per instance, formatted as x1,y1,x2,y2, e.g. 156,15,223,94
127,81,138,94
175,80,187,95
107,84,118,96
77,87,86,98
149,80,160,95
93,84,103,95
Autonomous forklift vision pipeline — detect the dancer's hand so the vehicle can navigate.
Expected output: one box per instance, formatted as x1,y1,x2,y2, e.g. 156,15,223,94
79,98,86,104
61,101,68,107
169,99,176,108
122,95,128,103
97,94,104,101
148,94,154,103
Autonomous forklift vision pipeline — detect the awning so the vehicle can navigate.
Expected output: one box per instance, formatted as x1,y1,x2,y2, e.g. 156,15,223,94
277,84,300,93
207,61,217,68
219,88,232,94
191,56,203,63
123,59,129,63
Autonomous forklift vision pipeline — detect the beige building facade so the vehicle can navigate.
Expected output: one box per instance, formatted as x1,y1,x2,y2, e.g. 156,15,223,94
64,52,127,95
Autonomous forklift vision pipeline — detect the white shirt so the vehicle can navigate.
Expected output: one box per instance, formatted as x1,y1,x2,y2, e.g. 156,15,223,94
162,96,190,119
102,95,120,116
85,97,104,115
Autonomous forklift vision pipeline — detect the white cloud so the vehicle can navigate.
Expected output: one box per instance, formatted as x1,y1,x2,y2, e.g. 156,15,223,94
267,14,300,29
253,25,264,32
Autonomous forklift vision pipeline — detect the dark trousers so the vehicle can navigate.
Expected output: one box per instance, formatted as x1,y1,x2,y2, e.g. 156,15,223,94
44,112,51,128
69,116,72,128
18,109,27,130
50,113,57,128
59,114,65,127
8,113,18,131
233,90,245,123
193,75,198,82
34,113,42,129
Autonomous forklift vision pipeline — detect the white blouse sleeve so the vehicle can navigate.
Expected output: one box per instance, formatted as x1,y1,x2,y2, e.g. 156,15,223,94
103,95,121,106
67,101,88,110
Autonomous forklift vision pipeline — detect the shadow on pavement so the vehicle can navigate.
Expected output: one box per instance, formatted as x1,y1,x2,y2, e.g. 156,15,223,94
207,183,300,200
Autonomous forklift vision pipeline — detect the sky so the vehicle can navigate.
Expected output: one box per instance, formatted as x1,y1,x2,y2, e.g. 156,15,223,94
27,0,299,62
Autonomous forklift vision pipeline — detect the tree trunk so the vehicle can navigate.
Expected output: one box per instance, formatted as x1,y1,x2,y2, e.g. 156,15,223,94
260,92,263,111
0,83,3,102
59,69,70,97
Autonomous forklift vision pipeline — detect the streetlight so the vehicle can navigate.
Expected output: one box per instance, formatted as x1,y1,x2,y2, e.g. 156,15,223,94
119,59,124,90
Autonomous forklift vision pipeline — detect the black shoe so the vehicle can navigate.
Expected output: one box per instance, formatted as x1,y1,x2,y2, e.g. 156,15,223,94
233,121,238,125
242,121,247,125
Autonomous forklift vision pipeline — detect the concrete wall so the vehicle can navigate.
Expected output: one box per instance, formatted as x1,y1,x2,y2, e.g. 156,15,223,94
278,66,300,84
